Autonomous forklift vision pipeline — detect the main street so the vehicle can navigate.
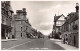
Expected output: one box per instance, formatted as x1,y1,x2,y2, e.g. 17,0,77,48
2,37,65,50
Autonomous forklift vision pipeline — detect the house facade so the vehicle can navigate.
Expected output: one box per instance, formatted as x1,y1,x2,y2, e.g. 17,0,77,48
1,1,14,39
61,3,79,47
53,14,65,38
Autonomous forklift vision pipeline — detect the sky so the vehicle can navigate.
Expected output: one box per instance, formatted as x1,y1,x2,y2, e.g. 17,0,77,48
11,1,78,35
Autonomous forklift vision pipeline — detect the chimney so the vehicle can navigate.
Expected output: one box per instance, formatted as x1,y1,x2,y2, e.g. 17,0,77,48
65,17,67,21
75,3,79,12
23,8,27,15
23,8,26,12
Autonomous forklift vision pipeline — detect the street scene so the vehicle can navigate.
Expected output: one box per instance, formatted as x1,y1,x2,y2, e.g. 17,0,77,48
1,1,79,50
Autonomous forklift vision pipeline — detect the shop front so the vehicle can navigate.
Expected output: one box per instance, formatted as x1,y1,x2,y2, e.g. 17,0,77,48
1,24,12,39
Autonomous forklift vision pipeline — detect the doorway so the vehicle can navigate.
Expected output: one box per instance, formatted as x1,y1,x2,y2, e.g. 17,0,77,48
1,29,5,39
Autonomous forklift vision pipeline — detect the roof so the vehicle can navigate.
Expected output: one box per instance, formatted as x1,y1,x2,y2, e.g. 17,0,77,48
16,10,23,13
16,8,27,13
67,12,76,16
62,12,78,26
9,7,14,13
54,14,65,22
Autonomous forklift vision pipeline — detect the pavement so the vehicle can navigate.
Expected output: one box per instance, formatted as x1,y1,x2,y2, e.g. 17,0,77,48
1,38,79,50
44,39,65,50
50,38,78,50
1,39,17,42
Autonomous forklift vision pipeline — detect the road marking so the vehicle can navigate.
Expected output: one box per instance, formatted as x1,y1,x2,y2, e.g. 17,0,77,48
6,40,35,50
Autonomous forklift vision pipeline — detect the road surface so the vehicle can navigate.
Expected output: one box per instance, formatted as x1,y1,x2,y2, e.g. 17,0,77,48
2,38,65,50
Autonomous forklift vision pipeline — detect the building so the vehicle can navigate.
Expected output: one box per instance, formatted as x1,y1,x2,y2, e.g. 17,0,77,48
24,19,32,38
61,3,79,47
37,31,44,38
14,8,38,39
1,1,14,39
26,25,36,38
14,8,27,38
53,14,65,38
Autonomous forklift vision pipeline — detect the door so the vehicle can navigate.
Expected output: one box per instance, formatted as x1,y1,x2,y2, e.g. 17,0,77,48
1,29,5,39
74,36,76,46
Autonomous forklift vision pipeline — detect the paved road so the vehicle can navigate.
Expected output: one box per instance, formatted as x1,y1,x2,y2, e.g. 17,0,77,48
2,38,65,50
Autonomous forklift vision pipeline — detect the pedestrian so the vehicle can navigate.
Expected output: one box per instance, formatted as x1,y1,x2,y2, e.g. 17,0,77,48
6,33,8,40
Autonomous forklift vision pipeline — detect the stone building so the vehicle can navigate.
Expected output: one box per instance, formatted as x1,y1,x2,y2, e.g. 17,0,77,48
25,21,34,38
61,3,79,47
1,1,14,39
14,8,39,39
14,8,27,38
26,26,38,38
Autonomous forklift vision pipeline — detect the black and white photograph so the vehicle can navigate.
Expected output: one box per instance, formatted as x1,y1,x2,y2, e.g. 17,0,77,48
1,0,79,50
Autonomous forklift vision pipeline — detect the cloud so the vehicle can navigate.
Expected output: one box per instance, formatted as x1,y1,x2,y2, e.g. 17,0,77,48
39,22,53,26
35,22,53,30
53,4,62,9
11,1,77,35
39,4,62,13
38,29,53,35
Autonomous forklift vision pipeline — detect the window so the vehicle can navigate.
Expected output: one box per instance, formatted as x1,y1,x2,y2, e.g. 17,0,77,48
21,27,22,31
8,11,11,16
70,24,71,31
26,26,28,30
21,21,22,24
66,24,69,31
72,24,78,30
73,21,75,25
21,33,22,37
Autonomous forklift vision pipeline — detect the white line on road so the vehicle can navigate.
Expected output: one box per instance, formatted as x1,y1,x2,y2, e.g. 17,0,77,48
6,40,35,50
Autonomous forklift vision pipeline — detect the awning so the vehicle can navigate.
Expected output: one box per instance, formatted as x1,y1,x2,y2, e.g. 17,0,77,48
1,24,13,30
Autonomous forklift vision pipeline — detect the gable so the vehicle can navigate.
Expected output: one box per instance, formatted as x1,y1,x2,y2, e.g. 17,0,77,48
58,16,65,20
